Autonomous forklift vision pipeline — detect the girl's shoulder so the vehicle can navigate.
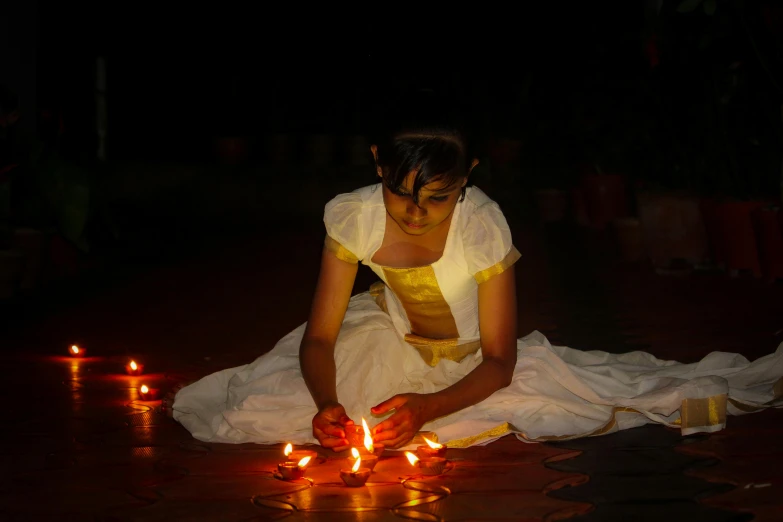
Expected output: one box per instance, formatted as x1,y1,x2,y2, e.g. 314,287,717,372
324,183,384,214
459,186,506,226
323,184,384,262
458,186,518,278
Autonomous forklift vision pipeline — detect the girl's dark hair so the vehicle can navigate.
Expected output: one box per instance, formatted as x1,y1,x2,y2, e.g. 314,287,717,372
373,89,472,204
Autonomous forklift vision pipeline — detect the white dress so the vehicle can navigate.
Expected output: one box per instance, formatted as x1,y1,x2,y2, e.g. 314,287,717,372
172,184,783,449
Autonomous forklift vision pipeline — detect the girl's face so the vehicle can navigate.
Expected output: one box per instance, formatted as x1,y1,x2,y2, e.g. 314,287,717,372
381,171,466,237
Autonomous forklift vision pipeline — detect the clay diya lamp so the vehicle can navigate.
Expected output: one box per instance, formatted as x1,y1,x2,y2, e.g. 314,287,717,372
125,360,144,376
351,447,378,471
340,456,370,487
138,384,160,401
416,436,447,459
283,443,318,464
277,456,311,480
69,345,86,358
405,452,448,476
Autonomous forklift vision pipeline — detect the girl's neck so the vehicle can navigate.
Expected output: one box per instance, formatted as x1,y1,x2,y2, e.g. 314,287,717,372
372,209,454,268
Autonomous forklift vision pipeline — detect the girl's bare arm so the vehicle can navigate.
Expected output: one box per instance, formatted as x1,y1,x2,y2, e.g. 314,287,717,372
299,246,358,410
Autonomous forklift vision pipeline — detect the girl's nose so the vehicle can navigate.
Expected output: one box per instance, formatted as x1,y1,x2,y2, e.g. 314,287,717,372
407,202,426,217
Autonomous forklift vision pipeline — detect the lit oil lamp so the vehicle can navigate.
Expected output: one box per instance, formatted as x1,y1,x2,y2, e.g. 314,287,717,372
405,451,448,476
351,447,378,471
283,443,318,464
138,384,160,401
125,360,144,376
416,436,447,459
340,455,370,487
278,455,311,480
69,345,86,358
359,417,384,456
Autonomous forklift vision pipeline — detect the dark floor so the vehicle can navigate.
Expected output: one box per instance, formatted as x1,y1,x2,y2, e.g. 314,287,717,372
0,171,781,521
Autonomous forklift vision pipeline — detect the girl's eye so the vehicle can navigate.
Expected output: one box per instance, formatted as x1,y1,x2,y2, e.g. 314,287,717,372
429,195,448,202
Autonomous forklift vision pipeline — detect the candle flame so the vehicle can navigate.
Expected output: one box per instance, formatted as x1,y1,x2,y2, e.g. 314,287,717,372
351,447,360,459
405,452,419,466
423,436,443,449
361,417,374,453
130,360,138,371
140,385,149,393
297,456,311,468
284,443,292,456
352,457,361,472
71,345,79,354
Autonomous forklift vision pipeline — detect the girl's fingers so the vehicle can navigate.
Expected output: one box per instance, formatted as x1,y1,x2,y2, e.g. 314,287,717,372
371,428,398,442
384,433,414,449
372,413,404,436
313,426,348,448
324,425,346,438
319,435,350,449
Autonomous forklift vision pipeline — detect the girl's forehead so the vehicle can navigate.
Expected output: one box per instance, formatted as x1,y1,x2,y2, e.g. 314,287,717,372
402,172,462,193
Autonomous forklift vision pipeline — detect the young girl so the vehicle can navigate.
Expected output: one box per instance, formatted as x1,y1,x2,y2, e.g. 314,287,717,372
172,91,782,451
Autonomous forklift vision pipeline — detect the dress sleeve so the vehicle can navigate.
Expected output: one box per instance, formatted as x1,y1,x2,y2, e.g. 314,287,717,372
323,192,364,264
463,202,521,284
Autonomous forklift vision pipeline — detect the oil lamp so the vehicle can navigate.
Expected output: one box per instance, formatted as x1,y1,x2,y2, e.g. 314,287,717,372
405,451,448,476
278,456,311,480
416,436,447,459
351,447,378,471
69,345,86,358
138,384,160,401
125,360,144,376
283,443,318,463
340,455,370,487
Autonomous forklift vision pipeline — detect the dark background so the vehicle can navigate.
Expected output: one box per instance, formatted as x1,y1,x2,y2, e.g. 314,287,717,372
2,0,783,315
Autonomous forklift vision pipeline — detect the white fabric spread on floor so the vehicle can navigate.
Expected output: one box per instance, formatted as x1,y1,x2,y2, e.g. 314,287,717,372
173,292,783,448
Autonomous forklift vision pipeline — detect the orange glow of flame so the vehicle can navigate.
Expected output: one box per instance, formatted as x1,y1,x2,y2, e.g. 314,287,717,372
351,447,360,459
423,436,443,449
361,417,374,453
352,457,361,472
140,385,149,394
297,456,311,468
71,345,79,354
130,360,138,371
284,443,292,456
405,452,419,466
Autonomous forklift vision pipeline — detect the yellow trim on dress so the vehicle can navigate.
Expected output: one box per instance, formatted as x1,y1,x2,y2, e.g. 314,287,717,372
382,265,460,341
404,335,481,367
324,235,359,264
473,246,522,284
444,394,733,447
681,394,727,430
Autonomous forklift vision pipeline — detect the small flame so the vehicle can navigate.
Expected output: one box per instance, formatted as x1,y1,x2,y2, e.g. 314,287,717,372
361,417,374,453
140,385,149,394
71,345,79,354
351,447,360,459
297,456,311,468
284,443,292,456
405,452,419,466
423,436,443,449
129,360,138,371
352,457,361,472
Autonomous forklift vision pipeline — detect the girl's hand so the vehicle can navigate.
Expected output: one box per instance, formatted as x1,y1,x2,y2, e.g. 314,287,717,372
370,393,431,449
312,402,353,452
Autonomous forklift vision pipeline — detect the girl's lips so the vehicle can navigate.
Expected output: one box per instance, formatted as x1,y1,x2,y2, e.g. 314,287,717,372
404,221,425,229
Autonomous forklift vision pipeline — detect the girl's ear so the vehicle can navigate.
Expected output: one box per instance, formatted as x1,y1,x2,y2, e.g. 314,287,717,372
469,158,479,174
370,145,382,178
